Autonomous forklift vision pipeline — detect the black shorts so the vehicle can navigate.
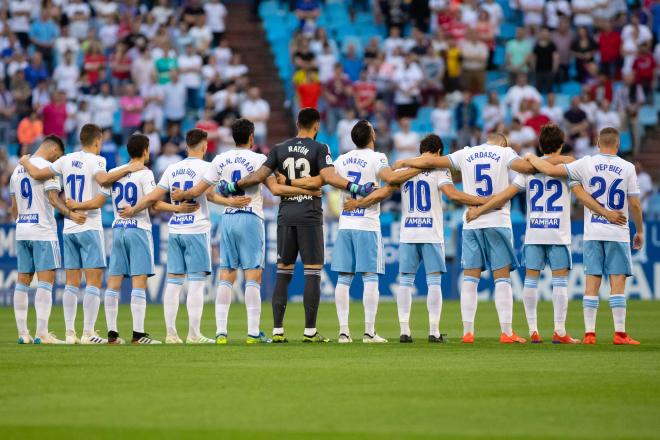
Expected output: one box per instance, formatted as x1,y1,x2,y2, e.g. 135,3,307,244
277,225,324,265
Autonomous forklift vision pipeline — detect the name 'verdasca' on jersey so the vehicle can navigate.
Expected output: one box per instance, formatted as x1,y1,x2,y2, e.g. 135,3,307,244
9,156,61,241
157,158,211,234
109,166,157,231
400,169,453,243
263,137,333,225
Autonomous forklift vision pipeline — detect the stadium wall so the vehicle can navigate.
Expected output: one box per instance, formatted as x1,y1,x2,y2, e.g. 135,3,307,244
0,221,657,304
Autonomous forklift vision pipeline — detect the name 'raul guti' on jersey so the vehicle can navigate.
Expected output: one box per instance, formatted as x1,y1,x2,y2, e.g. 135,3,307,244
109,166,157,231
400,169,453,244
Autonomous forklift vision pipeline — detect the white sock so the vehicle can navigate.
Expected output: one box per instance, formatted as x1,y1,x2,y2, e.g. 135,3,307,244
63,285,79,333
610,294,626,333
494,278,513,336
362,274,379,335
187,275,206,339
104,289,120,332
397,274,414,336
13,283,29,335
552,276,568,336
82,286,101,334
245,280,262,337
131,289,146,333
461,276,479,335
335,274,353,335
304,327,316,336
35,281,53,335
426,274,442,338
273,327,284,335
215,280,232,336
583,296,599,333
522,276,539,334
163,278,184,335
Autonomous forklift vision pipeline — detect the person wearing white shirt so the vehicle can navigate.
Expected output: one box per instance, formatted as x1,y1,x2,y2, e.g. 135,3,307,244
92,83,119,130
622,17,653,46
635,161,653,212
131,49,156,91
240,87,270,146
336,109,359,154
508,118,537,150
483,91,505,132
54,25,80,62
544,0,570,30
178,44,203,112
53,52,80,100
393,118,420,162
594,100,621,133
540,92,564,124
383,27,410,59
503,74,542,115
316,43,337,83
204,0,228,46
162,71,187,124
188,15,212,53
393,55,423,119
520,0,545,29
64,0,91,40
431,98,453,137
223,54,249,80
211,83,240,115
481,0,504,33
93,0,118,18
571,0,594,28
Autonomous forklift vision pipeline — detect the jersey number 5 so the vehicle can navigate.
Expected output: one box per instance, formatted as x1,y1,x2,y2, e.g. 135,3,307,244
475,164,493,196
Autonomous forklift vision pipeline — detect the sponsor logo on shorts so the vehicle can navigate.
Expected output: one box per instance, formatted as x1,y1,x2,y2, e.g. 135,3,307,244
530,217,560,229
113,218,138,228
17,214,39,223
590,214,610,224
225,207,253,214
404,217,433,228
170,214,195,225
342,208,365,217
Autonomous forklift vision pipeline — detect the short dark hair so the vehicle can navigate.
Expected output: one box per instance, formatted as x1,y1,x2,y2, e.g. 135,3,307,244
126,133,150,158
419,134,444,155
231,118,255,146
186,128,208,148
79,123,102,147
350,120,372,148
297,107,321,129
599,127,620,148
43,135,64,153
539,124,565,154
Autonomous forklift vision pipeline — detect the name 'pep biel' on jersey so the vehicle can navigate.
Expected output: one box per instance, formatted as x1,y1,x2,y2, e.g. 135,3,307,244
565,153,640,243
334,149,389,232
158,157,211,234
109,166,157,231
49,150,108,234
9,156,61,241
203,148,267,220
448,144,520,230
513,158,571,245
400,169,453,244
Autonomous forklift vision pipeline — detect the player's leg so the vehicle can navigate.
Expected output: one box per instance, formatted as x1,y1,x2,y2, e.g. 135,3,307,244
215,269,236,342
128,275,159,344
244,269,267,343
183,233,213,344
356,230,386,342
604,241,638,344
272,225,297,340
422,243,447,343
397,243,421,341
164,234,186,342
62,233,82,343
34,270,58,343
522,268,541,340
331,229,356,341
299,225,329,342
461,230,484,342
361,272,385,342
546,245,578,343
105,274,123,344
79,230,108,344
582,240,605,344
14,240,34,343
216,214,236,342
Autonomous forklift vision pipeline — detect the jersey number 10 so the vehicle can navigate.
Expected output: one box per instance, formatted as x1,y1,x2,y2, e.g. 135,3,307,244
403,180,431,213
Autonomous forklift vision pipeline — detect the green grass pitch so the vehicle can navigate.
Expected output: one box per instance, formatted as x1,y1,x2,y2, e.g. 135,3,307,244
1,300,659,440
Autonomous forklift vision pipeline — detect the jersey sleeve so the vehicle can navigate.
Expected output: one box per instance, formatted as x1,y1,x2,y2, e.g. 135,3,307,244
436,169,453,187
447,148,466,171
375,153,389,174
142,170,157,195
263,147,278,171
503,147,521,169
8,176,14,196
564,158,586,187
100,185,112,198
627,165,641,197
49,156,64,176
255,153,268,169
512,173,527,191
202,158,221,185
317,144,334,170
157,166,170,191
93,156,107,176
44,174,62,192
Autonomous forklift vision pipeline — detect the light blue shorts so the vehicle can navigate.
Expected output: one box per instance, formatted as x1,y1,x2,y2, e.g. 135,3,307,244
167,232,212,275
523,244,572,271
220,213,265,270
16,240,61,273
399,242,446,274
63,230,106,270
583,240,632,277
109,227,155,277
461,227,518,271
331,229,384,274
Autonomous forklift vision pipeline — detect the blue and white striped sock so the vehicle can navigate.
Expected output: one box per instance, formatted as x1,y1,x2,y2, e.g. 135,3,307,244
13,283,29,335
363,273,379,335
552,276,569,336
426,274,442,337
461,276,480,334
336,274,354,335
63,285,79,332
522,277,539,334
494,278,513,336
583,296,599,333
83,286,101,334
131,288,147,333
35,281,53,335
609,294,626,333
397,274,415,335
164,277,184,335
215,280,232,335
104,288,120,332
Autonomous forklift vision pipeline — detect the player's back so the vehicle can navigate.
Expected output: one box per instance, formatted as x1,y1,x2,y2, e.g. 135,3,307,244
449,143,519,229
334,148,387,232
400,169,452,243
158,157,211,234
212,148,266,219
109,166,156,231
10,156,60,241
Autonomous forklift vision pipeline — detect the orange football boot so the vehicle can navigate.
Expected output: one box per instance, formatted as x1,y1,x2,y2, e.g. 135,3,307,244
500,332,527,343
613,332,640,345
582,332,597,344
530,331,543,343
552,332,580,344
462,332,474,344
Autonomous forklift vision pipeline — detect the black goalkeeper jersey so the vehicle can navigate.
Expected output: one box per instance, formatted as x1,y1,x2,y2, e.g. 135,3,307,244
263,137,334,226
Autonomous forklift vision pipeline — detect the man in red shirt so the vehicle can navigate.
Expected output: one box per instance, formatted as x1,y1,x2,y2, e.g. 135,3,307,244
195,108,220,159
353,69,377,115
41,90,67,138
524,101,551,134
598,21,622,79
632,44,656,104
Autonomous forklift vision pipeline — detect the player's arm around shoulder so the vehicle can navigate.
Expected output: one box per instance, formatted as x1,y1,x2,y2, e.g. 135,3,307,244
266,175,321,197
343,185,395,211
465,184,521,222
523,153,570,177
95,158,141,187
570,183,628,226
120,185,168,218
19,155,56,181
393,155,452,171
47,189,86,224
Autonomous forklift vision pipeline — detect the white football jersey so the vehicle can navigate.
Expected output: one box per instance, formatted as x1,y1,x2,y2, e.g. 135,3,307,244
334,148,389,232
400,169,453,243
565,153,639,243
513,158,571,245
50,150,108,233
448,144,520,230
109,165,156,231
9,156,61,241
203,148,267,220
157,157,211,234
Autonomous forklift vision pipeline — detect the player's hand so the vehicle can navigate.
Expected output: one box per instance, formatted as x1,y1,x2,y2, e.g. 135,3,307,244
177,202,199,213
478,195,493,205
19,154,31,166
65,198,81,210
466,207,481,222
605,210,627,226
69,210,87,225
171,187,185,201
392,160,407,170
127,161,146,173
343,198,360,211
217,180,237,196
118,206,135,218
348,182,375,197
228,196,251,208
275,172,286,185
633,232,644,250
524,153,537,161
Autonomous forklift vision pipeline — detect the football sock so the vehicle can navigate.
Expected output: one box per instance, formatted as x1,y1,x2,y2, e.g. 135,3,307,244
552,276,569,336
335,274,353,335
13,283,29,335
131,289,146,333
303,268,321,334
245,280,262,337
583,295,599,333
522,276,539,334
272,268,293,329
187,274,206,339
104,289,120,333
82,286,101,334
63,285,79,333
609,294,626,333
363,274,379,335
461,276,479,335
35,281,53,335
164,278,184,335
215,280,232,335
397,274,414,336
494,278,513,336
426,274,442,338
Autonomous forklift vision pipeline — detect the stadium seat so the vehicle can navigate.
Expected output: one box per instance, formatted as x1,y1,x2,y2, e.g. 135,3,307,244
553,94,571,112
258,1,281,19
619,131,632,153
499,23,517,41
493,46,505,67
639,106,659,127
559,81,582,96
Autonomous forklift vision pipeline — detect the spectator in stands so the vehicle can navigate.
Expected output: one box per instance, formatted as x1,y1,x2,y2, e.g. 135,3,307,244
419,47,444,104
100,127,118,169
613,73,645,153
323,63,353,132
55,25,80,62
520,0,545,31
509,117,537,153
571,26,597,82
29,9,59,71
541,92,564,124
460,29,488,94
163,70,187,126
92,82,118,132
353,69,378,116
53,51,80,100
455,93,478,148
294,66,322,109
393,53,423,119
622,14,653,47
24,52,48,88
383,26,409,59
205,0,228,46
342,44,363,82
42,90,67,139
144,119,162,159
551,16,574,83
571,0,595,30
392,117,420,162
195,108,220,160
532,27,559,94
295,0,321,33
505,27,532,85
524,101,551,134
373,115,394,155
178,43,203,114
65,0,91,40
0,82,16,146
10,70,32,119
444,37,462,92
632,44,656,104
240,87,271,147
563,96,589,142
475,9,496,69
545,0,571,31
598,21,622,79
431,97,454,138
31,79,50,113
594,99,621,133
483,91,504,133
503,73,541,115
83,41,106,87
317,42,338,83
337,108,359,153
635,161,653,212
16,110,43,151
120,83,144,143
292,36,316,70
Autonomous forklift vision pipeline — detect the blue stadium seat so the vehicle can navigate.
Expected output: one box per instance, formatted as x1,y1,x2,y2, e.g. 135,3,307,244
493,46,505,67
639,106,658,127
559,81,582,96
553,94,571,112
619,131,632,153
499,23,517,41
258,1,281,19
